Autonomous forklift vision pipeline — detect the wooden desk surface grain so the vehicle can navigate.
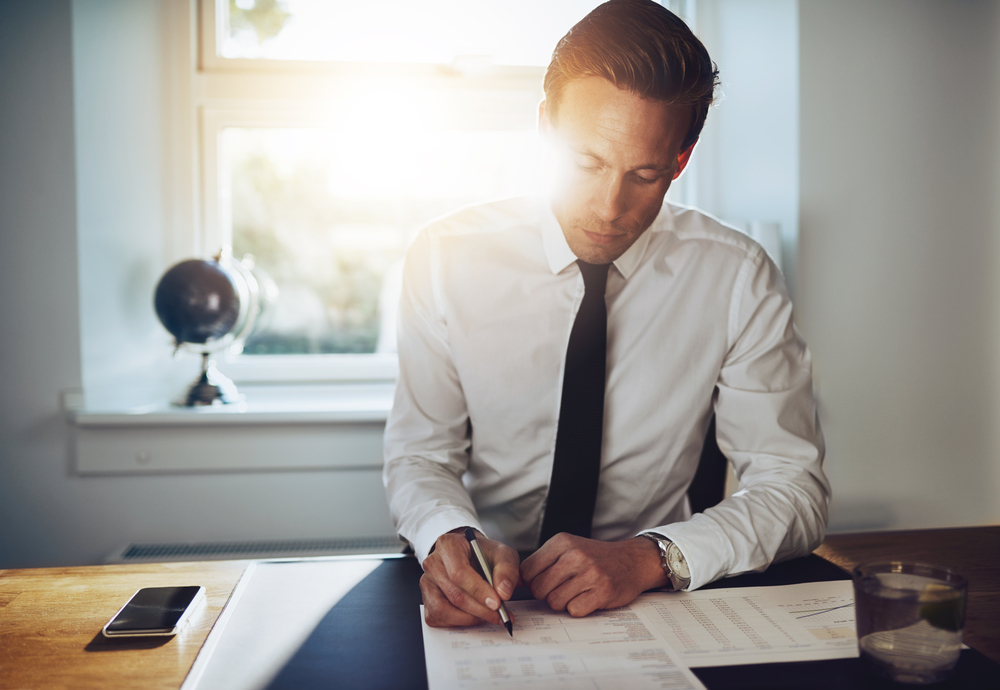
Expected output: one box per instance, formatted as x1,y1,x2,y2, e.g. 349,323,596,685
0,559,249,690
815,525,1000,665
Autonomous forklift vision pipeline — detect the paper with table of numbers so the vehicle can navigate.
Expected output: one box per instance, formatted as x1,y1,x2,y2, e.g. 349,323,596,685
421,599,708,690
632,580,858,667
421,580,858,689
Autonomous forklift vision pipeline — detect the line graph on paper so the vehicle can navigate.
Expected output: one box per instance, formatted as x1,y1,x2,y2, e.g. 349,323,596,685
775,593,856,641
792,602,853,618
790,603,854,621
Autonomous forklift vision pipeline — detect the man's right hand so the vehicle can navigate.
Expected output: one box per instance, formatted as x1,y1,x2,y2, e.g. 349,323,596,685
420,528,520,628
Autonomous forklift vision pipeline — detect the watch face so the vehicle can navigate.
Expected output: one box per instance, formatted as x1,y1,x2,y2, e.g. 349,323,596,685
667,544,690,579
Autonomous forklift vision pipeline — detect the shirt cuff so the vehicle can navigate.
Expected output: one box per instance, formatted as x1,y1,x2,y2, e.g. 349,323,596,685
409,508,485,564
640,513,736,591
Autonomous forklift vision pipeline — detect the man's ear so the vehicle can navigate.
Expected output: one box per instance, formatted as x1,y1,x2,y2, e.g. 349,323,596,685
673,139,697,179
538,100,552,136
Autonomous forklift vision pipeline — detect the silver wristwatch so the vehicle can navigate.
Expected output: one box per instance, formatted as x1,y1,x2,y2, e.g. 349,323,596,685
640,533,691,591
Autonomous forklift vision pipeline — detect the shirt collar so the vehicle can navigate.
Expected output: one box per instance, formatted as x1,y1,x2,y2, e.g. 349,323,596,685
541,201,578,275
540,199,675,280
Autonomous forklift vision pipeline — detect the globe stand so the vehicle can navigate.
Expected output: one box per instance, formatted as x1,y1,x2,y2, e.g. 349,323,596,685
176,353,242,407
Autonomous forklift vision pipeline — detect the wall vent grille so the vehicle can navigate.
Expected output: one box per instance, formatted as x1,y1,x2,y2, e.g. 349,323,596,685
106,536,406,563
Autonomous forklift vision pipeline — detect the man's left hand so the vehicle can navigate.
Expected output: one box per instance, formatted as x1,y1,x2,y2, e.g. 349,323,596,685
520,533,669,617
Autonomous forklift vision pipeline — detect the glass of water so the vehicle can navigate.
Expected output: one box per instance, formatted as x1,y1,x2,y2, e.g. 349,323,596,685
853,562,967,684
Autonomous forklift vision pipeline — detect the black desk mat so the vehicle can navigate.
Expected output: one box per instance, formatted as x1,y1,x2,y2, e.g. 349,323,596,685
266,557,426,690
266,555,1000,689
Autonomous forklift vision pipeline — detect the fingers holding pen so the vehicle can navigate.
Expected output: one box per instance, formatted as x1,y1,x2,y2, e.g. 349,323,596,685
476,533,521,602
423,533,501,623
420,573,494,628
421,529,520,627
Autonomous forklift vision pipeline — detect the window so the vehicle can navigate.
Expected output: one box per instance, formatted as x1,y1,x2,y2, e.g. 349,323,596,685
197,0,698,381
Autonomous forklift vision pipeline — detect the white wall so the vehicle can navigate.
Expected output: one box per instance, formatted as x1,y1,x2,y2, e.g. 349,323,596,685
0,0,84,567
695,0,801,293
74,0,193,402
798,0,1000,530
992,4,1000,535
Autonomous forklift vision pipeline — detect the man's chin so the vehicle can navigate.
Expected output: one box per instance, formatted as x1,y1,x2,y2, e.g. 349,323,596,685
568,242,623,265
559,217,643,264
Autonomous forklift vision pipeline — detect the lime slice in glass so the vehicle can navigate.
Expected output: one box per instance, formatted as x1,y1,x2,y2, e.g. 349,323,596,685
918,584,964,632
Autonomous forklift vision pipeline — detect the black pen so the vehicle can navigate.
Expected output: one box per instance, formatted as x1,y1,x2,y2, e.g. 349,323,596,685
464,527,513,638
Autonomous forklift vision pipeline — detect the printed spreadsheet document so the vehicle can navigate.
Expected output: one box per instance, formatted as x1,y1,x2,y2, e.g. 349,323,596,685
421,580,857,690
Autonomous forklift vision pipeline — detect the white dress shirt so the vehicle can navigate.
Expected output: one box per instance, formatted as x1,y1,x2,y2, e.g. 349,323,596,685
383,196,830,590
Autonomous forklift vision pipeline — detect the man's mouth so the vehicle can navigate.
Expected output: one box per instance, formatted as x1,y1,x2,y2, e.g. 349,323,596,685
582,229,621,245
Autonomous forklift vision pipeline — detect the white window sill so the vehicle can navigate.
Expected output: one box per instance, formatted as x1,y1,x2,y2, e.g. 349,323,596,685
66,383,395,475
218,353,399,385
67,382,395,427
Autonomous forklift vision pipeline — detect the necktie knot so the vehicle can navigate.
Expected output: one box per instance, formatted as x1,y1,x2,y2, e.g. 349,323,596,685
577,260,610,296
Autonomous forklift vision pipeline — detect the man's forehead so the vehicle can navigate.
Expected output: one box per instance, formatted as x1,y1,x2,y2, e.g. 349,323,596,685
550,77,692,161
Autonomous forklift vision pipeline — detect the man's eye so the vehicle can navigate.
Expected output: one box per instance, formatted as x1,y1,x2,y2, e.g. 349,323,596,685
632,173,660,185
576,163,600,173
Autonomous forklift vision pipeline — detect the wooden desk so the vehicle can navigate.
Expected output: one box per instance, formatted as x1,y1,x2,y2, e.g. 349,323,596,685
1,527,997,689
0,560,248,690
815,525,1000,664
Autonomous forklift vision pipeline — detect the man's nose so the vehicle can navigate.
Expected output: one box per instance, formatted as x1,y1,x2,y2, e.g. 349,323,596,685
593,176,626,223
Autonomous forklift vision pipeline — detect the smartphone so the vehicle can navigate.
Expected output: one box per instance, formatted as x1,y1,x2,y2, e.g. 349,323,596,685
102,586,205,637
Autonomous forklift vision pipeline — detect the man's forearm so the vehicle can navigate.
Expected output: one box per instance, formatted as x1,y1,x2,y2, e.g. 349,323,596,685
383,455,483,562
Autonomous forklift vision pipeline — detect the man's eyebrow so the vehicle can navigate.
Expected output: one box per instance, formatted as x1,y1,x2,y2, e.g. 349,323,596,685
570,146,669,172
571,146,604,162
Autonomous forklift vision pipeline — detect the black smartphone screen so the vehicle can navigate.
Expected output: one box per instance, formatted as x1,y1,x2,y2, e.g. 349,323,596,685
105,586,203,633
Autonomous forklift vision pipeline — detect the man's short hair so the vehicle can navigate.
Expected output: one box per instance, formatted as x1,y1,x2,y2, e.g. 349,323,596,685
543,0,719,151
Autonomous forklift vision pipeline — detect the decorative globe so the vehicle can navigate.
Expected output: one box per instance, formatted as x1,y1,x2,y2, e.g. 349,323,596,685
153,258,245,348
153,252,272,406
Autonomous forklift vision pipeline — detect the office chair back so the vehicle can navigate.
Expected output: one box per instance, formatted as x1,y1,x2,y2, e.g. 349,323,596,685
686,414,728,515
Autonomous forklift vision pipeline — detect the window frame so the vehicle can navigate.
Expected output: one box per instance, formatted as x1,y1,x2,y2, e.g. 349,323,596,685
195,0,549,383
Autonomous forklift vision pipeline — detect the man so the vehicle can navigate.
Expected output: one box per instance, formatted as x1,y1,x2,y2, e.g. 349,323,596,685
384,0,829,630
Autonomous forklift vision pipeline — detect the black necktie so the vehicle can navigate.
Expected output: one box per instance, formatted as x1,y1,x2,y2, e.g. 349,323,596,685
539,260,610,544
